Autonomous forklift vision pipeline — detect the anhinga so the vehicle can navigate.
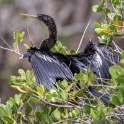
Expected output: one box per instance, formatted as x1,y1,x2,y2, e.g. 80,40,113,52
21,14,120,103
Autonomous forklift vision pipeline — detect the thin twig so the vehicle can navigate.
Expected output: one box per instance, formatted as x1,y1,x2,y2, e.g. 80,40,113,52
113,40,122,53
17,45,19,53
0,35,13,50
25,23,35,47
54,97,79,108
0,35,23,56
54,117,81,124
96,49,119,66
76,14,94,53
0,46,23,56
32,94,82,109
92,84,124,89
42,98,81,108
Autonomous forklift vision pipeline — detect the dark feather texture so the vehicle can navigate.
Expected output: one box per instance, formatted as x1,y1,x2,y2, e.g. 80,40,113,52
24,48,74,89
73,41,120,84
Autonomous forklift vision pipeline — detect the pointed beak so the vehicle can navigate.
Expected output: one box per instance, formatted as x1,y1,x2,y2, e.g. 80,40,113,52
19,55,23,59
20,13,38,19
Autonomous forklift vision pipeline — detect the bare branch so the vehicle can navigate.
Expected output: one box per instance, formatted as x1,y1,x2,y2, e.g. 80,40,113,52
113,40,122,53
76,14,93,53
25,23,35,47
0,35,23,56
0,45,23,56
0,35,13,50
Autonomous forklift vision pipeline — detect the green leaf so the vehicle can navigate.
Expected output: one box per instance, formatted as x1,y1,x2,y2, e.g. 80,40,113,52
112,0,119,5
12,104,17,120
3,116,14,124
14,94,22,105
18,69,26,79
101,34,113,45
0,105,8,117
117,90,123,103
30,97,41,103
92,5,99,12
109,66,124,78
52,108,61,121
37,84,44,96
41,114,53,123
113,15,118,27
116,76,124,86
24,44,30,50
103,8,111,14
88,67,96,84
50,89,57,94
121,51,124,59
105,107,112,114
74,88,85,97
83,105,92,115
92,0,105,13
94,22,102,28
13,42,18,52
90,108,99,119
110,95,121,105
113,33,124,37
97,106,104,118
74,73,84,81
35,111,43,119
19,31,25,42
46,93,52,102
97,0,105,11
5,102,13,117
108,13,117,20
51,40,69,55
25,102,33,117
13,30,20,41
95,28,103,34
70,49,76,55
71,110,76,117
72,109,80,117
13,30,25,42
61,79,68,89
61,90,68,100
21,94,30,103
118,59,124,68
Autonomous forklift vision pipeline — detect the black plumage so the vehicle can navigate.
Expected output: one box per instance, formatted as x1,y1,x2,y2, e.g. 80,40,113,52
72,41,120,84
24,47,74,88
22,14,120,103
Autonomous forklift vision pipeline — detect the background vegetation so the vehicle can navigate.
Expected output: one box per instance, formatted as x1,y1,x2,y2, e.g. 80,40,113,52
0,0,124,103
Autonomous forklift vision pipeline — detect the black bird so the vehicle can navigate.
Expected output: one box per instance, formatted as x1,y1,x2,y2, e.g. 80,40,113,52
22,14,120,103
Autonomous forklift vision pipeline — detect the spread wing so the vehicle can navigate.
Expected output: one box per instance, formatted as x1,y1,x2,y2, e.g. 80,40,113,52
30,51,74,89
77,41,120,83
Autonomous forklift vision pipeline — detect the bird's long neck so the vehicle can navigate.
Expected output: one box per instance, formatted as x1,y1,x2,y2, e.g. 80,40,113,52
38,14,57,51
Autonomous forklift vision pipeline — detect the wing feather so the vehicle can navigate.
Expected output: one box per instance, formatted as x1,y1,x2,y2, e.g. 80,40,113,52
30,51,74,89
77,41,120,83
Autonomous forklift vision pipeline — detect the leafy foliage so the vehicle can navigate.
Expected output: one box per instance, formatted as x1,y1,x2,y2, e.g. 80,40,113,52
93,0,124,45
1,0,124,123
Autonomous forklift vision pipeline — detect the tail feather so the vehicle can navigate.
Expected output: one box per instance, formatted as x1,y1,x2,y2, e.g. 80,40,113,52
88,86,110,103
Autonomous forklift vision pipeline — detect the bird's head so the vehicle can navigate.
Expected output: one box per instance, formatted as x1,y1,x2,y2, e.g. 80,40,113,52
20,13,54,27
23,47,38,61
23,51,32,59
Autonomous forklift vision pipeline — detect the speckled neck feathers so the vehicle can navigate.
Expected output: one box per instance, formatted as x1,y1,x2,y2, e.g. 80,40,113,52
37,14,57,51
